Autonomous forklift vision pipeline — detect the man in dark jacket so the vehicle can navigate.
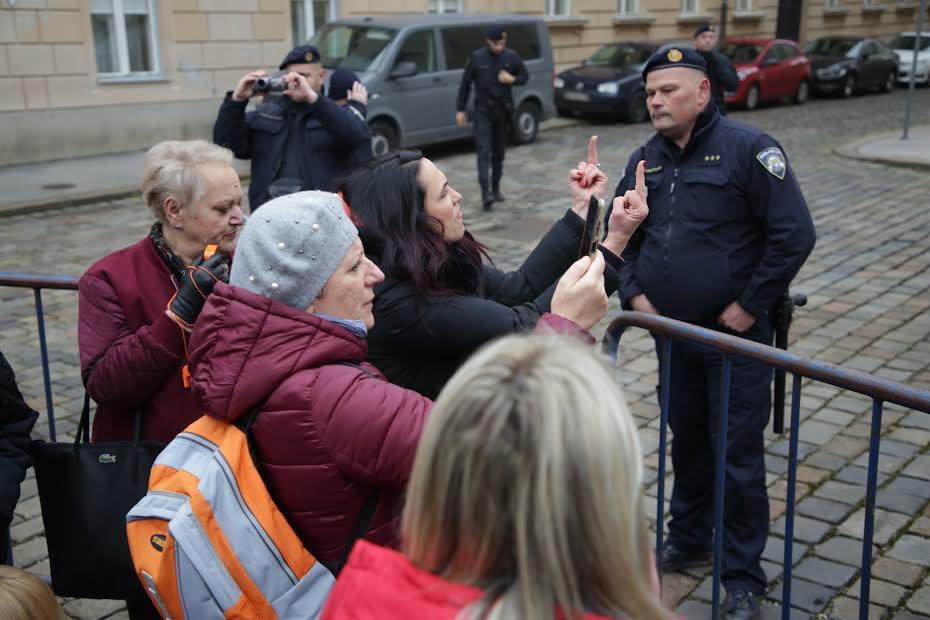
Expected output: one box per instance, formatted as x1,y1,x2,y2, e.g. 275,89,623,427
213,45,372,210
609,48,815,620
694,24,740,114
455,26,528,210
0,351,39,564
327,68,373,171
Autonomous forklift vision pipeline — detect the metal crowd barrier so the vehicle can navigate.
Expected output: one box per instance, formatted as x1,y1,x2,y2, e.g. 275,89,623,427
0,272,80,442
603,311,930,620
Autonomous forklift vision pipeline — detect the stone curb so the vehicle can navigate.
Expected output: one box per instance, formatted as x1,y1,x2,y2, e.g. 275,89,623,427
833,132,930,172
0,117,583,219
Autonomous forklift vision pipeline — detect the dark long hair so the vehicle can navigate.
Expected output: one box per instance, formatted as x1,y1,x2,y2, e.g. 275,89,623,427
337,150,490,297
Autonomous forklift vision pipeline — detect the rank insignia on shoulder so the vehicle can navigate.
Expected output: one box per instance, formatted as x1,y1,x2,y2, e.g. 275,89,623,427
756,147,787,180
644,165,663,174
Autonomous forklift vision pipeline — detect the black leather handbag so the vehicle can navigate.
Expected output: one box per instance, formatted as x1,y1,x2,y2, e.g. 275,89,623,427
31,393,164,600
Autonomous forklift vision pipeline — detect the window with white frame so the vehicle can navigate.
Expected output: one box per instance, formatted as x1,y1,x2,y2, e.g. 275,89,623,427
546,0,571,16
825,0,841,7
618,0,638,15
291,0,336,44
428,0,462,13
680,0,699,13
90,0,160,77
736,0,752,10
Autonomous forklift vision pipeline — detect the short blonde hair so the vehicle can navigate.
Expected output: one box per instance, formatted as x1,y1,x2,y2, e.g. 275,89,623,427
402,334,670,620
142,139,234,223
0,566,65,620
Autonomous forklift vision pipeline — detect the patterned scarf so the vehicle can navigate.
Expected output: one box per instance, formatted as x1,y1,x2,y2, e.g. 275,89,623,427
149,222,188,279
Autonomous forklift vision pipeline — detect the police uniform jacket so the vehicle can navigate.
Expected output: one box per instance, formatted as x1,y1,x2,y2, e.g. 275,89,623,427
213,92,372,208
611,103,815,323
699,49,739,111
456,47,528,113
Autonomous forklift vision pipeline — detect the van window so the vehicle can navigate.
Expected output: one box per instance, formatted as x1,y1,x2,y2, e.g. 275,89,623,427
311,24,397,71
442,23,541,71
395,29,437,73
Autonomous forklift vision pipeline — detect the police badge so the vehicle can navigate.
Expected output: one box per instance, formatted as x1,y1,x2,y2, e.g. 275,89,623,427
756,147,787,180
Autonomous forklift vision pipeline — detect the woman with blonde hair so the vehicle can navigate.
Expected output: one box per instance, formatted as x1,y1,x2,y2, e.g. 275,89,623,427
322,334,673,619
0,566,65,619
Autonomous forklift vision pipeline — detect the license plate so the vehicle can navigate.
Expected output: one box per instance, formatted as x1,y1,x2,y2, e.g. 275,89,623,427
563,91,590,102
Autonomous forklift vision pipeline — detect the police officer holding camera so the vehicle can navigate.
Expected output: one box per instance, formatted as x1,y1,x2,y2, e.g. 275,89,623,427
610,48,815,620
213,45,372,210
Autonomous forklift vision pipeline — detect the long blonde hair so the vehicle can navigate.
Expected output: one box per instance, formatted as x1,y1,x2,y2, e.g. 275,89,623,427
401,334,670,619
0,566,65,620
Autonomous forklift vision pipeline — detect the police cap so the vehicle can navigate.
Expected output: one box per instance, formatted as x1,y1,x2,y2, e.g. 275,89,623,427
279,45,322,70
693,23,714,37
485,25,506,41
642,47,707,81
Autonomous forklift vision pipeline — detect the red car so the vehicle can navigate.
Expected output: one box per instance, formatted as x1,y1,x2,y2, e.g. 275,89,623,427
721,38,812,110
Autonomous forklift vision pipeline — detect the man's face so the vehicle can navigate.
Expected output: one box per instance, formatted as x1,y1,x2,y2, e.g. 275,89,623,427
486,36,507,55
695,31,717,51
645,67,710,139
285,62,325,93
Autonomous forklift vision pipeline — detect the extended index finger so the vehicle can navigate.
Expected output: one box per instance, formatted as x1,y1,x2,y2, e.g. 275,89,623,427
634,159,647,196
587,135,599,165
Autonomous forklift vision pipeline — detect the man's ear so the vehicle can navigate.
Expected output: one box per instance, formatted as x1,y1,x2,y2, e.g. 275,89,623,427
162,196,183,230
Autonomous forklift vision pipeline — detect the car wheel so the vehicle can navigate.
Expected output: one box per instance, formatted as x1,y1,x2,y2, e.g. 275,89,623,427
369,120,398,158
745,84,760,110
842,74,857,98
626,92,649,123
511,101,540,145
883,71,895,93
793,80,810,105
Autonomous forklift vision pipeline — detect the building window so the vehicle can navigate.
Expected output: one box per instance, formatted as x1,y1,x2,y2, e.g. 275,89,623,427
292,0,336,44
428,0,462,12
618,0,638,15
90,0,160,77
680,0,699,13
736,0,752,10
825,0,841,7
546,0,571,16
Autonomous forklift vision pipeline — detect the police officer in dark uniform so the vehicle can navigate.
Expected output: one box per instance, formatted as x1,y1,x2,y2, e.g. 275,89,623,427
456,26,528,210
608,48,815,620
694,24,739,114
213,45,371,210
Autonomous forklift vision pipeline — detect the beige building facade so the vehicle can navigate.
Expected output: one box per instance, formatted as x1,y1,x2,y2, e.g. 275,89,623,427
0,0,924,165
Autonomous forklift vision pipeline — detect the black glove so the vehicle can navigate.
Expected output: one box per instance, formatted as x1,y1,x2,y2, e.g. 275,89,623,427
166,253,229,331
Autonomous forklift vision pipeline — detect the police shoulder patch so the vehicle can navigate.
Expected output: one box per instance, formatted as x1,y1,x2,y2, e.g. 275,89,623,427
756,147,787,180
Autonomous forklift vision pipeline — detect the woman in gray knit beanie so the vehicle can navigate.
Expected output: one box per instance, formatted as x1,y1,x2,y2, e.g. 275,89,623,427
185,189,611,574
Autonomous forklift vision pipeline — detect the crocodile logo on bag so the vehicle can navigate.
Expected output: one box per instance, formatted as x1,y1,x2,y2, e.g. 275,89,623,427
150,534,166,552
98,454,117,464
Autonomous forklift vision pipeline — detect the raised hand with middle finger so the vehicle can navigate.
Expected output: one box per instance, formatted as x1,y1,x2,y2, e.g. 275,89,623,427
568,135,609,220
603,160,649,255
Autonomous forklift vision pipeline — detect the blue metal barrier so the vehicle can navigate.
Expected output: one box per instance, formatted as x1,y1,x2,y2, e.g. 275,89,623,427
0,272,80,442
603,311,930,620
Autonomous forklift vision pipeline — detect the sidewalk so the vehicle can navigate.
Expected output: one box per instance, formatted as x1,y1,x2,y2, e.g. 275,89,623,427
834,124,930,170
0,116,581,218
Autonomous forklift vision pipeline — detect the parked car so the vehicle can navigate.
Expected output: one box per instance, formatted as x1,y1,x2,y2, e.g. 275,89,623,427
720,38,812,110
889,32,930,86
804,36,898,97
553,42,657,122
309,14,556,156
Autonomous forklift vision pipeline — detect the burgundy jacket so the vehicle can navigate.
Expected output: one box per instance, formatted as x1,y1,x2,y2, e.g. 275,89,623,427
78,237,199,443
187,283,433,565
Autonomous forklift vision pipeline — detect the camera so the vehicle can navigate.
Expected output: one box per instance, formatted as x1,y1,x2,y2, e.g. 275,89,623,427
254,73,287,94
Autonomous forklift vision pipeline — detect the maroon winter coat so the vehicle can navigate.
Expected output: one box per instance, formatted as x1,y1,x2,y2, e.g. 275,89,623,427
78,237,200,443
186,282,433,566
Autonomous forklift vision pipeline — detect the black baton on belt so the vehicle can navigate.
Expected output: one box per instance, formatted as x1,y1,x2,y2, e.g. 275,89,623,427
772,292,807,433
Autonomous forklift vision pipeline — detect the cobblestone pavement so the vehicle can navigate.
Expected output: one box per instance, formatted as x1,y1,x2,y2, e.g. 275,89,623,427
2,88,929,619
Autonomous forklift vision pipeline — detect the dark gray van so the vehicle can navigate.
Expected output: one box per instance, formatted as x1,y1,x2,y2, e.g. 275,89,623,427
309,14,556,156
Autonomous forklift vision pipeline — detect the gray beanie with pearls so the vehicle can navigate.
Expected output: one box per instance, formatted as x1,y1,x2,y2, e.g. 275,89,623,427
229,191,358,310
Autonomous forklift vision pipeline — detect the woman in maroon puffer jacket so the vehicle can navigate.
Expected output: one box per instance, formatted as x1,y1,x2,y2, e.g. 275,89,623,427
187,190,609,567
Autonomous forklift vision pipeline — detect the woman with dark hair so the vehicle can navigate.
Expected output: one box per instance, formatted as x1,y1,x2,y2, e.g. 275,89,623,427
338,137,648,398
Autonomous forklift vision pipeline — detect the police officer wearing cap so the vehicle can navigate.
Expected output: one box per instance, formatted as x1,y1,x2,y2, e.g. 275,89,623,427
213,45,372,210
328,68,374,171
456,26,528,210
694,24,740,114
607,48,815,620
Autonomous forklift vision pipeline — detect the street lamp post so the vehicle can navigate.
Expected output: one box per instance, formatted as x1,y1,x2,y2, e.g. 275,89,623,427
902,0,927,140
720,0,729,40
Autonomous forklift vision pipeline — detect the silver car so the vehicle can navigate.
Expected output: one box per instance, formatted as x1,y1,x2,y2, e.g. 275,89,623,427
309,14,556,157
